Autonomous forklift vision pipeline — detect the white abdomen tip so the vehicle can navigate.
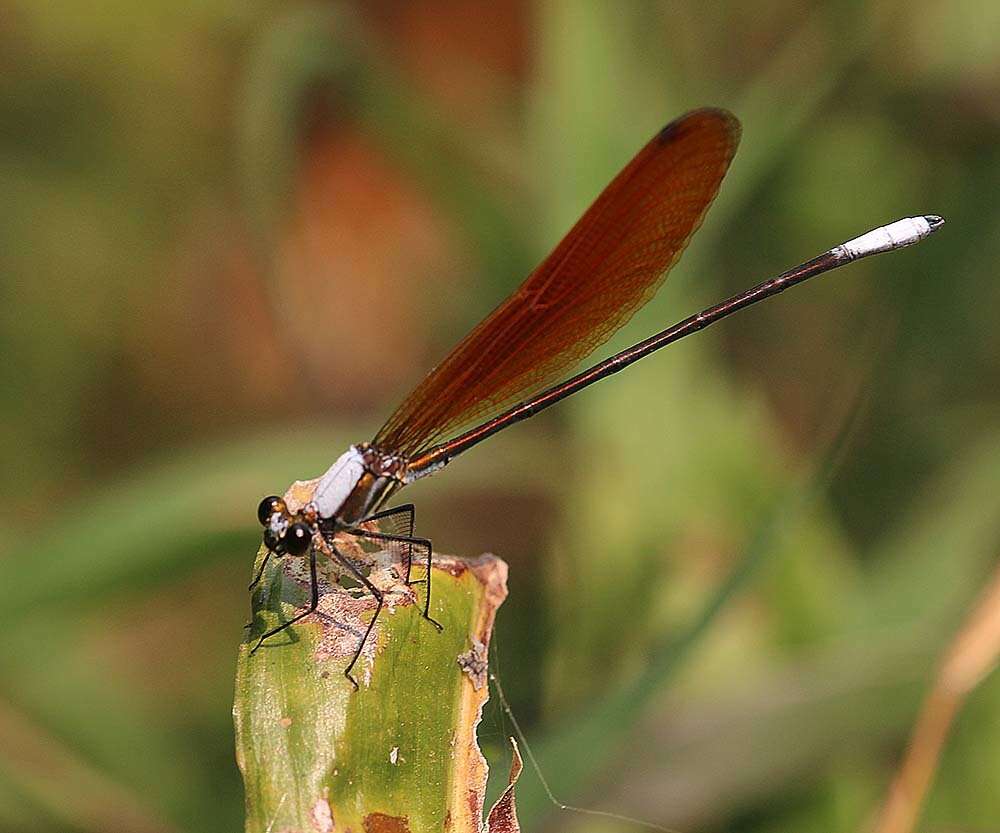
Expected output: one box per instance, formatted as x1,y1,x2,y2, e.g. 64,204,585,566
838,215,945,260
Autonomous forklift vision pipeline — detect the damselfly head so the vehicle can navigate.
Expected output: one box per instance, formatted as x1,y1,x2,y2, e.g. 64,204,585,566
257,495,313,556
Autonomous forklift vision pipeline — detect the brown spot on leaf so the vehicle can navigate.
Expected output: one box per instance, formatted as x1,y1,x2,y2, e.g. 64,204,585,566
363,812,411,833
434,558,468,578
485,738,523,832
468,788,481,826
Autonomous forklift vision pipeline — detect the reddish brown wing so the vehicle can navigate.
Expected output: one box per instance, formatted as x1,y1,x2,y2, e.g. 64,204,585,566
374,108,740,458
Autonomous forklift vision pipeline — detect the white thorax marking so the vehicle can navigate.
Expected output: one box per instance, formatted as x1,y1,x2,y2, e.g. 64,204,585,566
313,446,366,519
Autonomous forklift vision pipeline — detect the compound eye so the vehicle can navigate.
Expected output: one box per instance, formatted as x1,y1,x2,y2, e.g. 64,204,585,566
284,522,312,556
257,495,285,526
263,528,282,553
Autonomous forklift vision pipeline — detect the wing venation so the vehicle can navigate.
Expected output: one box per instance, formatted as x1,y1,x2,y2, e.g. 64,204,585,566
374,108,741,457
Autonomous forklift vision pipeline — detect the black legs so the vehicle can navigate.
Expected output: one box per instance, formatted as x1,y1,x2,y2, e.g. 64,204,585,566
247,549,272,591
249,543,319,653
343,524,442,630
328,543,383,689
247,506,440,687
363,503,416,582
243,548,274,629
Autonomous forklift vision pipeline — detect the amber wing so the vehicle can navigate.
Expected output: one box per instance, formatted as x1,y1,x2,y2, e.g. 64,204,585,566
374,108,741,458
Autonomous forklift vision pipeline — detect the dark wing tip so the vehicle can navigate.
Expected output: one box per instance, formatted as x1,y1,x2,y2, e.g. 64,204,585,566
656,107,742,151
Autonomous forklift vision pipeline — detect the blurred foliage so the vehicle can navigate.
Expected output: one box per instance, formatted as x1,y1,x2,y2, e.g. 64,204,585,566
1,1,998,832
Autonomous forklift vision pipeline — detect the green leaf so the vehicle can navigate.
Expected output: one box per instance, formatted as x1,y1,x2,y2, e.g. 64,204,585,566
235,550,508,833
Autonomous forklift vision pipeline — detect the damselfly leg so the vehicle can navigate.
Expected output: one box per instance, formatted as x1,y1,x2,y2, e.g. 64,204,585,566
250,544,320,653
320,536,384,689
248,549,273,592
243,549,275,629
363,503,416,583
344,523,442,629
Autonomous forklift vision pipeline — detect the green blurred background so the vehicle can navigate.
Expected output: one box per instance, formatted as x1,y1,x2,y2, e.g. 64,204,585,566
3,2,999,831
